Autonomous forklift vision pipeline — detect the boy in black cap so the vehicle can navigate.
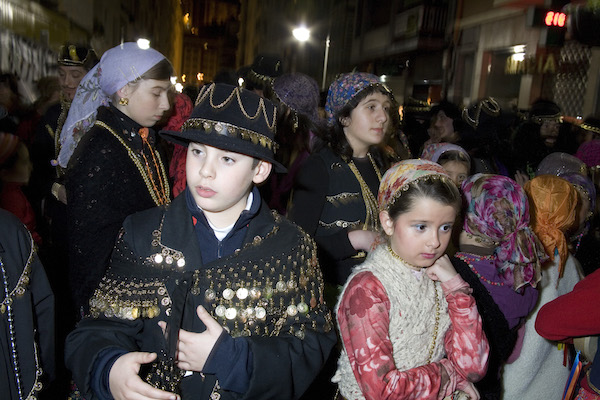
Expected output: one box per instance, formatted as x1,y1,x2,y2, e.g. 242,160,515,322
65,83,336,400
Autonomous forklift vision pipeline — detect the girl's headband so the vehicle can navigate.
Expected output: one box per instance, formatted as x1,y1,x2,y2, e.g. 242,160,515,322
378,159,452,211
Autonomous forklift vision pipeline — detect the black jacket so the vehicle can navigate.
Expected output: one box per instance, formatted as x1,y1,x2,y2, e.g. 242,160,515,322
289,146,381,285
65,105,169,315
0,209,55,399
65,193,336,399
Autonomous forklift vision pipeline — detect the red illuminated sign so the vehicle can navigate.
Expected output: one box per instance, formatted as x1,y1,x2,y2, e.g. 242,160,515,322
545,11,567,27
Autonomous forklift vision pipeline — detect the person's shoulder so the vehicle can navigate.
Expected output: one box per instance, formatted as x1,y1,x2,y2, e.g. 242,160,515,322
0,208,33,256
257,208,316,248
40,102,61,122
0,208,27,235
124,202,168,230
297,147,333,177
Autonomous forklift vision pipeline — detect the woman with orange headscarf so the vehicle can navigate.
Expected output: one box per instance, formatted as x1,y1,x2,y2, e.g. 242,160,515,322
502,174,582,399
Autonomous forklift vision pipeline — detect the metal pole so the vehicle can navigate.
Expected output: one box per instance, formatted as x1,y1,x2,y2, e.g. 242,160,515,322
321,34,330,91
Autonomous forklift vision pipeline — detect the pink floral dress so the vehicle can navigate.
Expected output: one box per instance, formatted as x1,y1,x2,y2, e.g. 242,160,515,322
336,253,488,399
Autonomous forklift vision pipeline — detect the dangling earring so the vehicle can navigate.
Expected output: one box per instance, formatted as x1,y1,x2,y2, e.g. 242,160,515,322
119,97,129,106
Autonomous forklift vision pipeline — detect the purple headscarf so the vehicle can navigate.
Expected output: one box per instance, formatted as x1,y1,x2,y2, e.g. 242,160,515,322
272,73,320,123
535,152,587,177
58,42,166,167
461,173,548,289
561,172,596,238
324,72,391,126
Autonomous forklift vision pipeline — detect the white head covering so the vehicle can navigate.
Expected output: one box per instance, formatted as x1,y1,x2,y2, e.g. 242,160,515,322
58,42,166,167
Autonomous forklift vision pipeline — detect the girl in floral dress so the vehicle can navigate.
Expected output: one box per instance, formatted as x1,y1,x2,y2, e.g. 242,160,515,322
333,159,489,400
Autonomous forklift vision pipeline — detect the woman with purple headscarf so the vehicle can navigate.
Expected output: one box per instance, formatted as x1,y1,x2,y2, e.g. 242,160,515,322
452,173,547,399
60,42,174,318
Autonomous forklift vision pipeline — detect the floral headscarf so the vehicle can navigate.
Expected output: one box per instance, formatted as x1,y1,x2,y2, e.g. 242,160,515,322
420,142,470,164
378,159,452,211
324,72,391,126
461,174,547,289
524,175,578,280
58,42,167,167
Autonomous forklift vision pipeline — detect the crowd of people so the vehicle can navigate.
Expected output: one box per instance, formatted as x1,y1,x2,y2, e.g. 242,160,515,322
1,40,600,400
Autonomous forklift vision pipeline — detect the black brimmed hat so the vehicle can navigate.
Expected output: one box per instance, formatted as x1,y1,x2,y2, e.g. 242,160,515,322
580,116,600,137
58,44,99,70
529,99,562,124
160,83,286,172
246,54,284,89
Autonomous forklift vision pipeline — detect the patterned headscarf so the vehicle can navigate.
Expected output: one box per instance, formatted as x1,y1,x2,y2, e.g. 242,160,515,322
58,42,167,167
272,73,320,123
536,152,587,177
420,142,470,164
561,172,596,237
378,159,452,211
524,175,578,280
461,174,547,289
325,72,391,126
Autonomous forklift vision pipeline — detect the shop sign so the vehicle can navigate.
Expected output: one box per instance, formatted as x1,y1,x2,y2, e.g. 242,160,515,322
504,53,557,75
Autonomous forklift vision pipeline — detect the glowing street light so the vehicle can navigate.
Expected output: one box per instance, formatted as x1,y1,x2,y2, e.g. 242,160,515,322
292,26,310,42
137,38,150,49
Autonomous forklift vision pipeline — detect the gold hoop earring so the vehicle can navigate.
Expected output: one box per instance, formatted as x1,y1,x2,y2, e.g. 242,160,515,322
119,97,129,106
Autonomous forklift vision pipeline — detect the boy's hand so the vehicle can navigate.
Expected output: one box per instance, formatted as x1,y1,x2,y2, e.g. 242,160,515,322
176,305,224,372
426,255,457,283
109,352,179,400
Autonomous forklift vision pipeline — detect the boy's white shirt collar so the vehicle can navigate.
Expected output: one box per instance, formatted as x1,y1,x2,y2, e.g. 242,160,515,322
200,192,254,241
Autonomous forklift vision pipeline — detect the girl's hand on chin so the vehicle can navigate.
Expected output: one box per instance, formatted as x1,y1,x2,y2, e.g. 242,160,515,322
426,255,457,283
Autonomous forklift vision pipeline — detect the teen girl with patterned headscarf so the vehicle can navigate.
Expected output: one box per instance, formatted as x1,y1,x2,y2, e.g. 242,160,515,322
289,72,395,287
333,159,489,400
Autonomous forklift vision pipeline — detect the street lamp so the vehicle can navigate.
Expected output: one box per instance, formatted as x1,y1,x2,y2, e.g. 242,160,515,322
137,38,150,49
292,26,310,42
322,34,330,91
292,25,330,91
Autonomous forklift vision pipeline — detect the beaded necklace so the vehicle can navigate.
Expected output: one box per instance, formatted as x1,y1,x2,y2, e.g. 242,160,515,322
387,245,440,363
95,121,171,206
455,252,504,286
347,153,382,231
387,245,420,270
0,234,43,399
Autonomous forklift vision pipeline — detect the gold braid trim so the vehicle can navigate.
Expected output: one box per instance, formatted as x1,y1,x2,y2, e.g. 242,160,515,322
346,153,382,231
531,113,563,125
95,121,171,206
181,118,279,153
195,83,277,130
326,192,360,206
581,123,600,135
